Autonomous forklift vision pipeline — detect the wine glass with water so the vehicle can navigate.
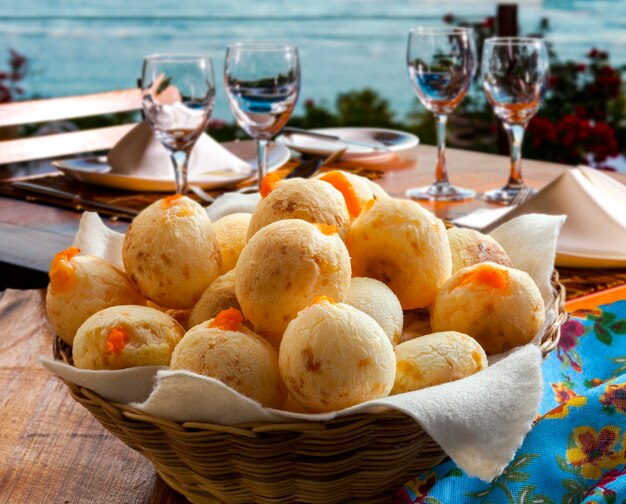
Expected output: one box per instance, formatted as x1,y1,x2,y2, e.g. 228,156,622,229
406,27,477,201
224,42,300,189
481,37,549,203
141,53,216,195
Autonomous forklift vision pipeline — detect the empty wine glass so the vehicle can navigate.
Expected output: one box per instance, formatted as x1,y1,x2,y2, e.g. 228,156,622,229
481,37,549,204
141,53,215,196
406,27,477,201
224,42,300,188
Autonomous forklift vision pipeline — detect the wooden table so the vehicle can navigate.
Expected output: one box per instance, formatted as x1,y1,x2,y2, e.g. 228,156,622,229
0,289,185,503
1,146,626,503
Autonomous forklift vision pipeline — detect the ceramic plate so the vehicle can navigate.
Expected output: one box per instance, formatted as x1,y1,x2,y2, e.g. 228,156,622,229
556,251,626,268
276,127,419,163
53,141,290,192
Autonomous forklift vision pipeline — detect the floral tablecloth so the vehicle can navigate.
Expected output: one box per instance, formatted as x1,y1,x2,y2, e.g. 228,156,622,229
396,300,626,504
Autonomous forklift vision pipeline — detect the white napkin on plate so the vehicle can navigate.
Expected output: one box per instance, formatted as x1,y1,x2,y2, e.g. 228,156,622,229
41,211,564,482
107,120,251,179
205,192,261,222
454,167,626,268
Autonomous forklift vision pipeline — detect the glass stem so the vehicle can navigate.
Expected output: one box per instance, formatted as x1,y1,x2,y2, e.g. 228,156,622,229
503,122,525,187
256,138,269,189
434,113,449,186
171,150,190,196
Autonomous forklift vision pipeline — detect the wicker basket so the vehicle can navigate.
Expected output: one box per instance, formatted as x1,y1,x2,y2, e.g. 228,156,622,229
53,273,566,504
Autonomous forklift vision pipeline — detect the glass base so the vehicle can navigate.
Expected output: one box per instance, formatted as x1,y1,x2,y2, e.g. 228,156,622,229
406,183,476,202
481,185,537,205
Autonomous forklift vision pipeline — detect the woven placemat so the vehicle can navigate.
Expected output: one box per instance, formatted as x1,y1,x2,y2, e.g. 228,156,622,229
557,267,626,301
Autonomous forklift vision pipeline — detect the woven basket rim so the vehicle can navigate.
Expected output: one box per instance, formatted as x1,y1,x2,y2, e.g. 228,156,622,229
53,272,565,431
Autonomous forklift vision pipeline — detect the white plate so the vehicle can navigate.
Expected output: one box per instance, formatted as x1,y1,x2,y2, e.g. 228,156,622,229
556,250,626,268
53,141,290,192
276,127,419,163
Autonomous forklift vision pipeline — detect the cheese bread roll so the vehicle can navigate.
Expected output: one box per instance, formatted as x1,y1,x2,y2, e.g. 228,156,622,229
73,305,184,369
447,227,513,274
123,195,222,309
248,178,350,241
347,198,451,309
171,309,286,408
345,277,403,345
279,300,395,413
392,331,487,394
236,219,351,343
188,270,241,328
46,248,145,345
430,262,545,354
317,170,387,220
213,213,251,273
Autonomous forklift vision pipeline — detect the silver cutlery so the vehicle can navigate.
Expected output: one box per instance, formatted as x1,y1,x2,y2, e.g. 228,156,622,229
12,181,139,219
508,186,535,206
283,127,391,152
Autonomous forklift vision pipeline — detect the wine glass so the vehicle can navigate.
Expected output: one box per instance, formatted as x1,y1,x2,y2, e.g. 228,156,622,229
224,42,300,189
141,53,215,196
481,37,549,204
406,27,477,201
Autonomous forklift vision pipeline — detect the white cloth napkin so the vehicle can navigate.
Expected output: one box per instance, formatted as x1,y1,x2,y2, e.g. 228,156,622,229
107,121,251,179
453,167,626,268
41,344,541,482
205,192,261,222
42,211,563,482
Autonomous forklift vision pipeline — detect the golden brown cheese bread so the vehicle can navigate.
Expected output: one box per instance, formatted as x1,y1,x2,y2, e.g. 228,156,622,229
73,305,184,370
447,227,513,274
236,219,351,344
188,270,241,328
344,277,403,345
279,300,395,413
171,309,286,408
317,170,388,220
46,247,145,345
392,331,487,394
213,213,251,273
122,195,222,310
346,198,452,309
430,262,545,354
248,178,350,240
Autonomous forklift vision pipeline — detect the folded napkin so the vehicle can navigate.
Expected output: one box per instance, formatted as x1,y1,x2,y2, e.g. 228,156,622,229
107,120,251,178
454,167,626,268
42,211,564,482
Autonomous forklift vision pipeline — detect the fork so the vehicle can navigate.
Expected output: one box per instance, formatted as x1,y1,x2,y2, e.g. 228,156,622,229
508,186,535,206
190,147,348,205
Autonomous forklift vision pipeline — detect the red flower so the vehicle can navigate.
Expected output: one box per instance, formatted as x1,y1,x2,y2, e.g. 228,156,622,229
575,106,588,119
483,17,494,29
527,116,557,149
575,63,587,72
304,98,315,108
549,75,560,87
600,383,626,413
442,13,455,24
559,319,585,351
587,48,600,58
